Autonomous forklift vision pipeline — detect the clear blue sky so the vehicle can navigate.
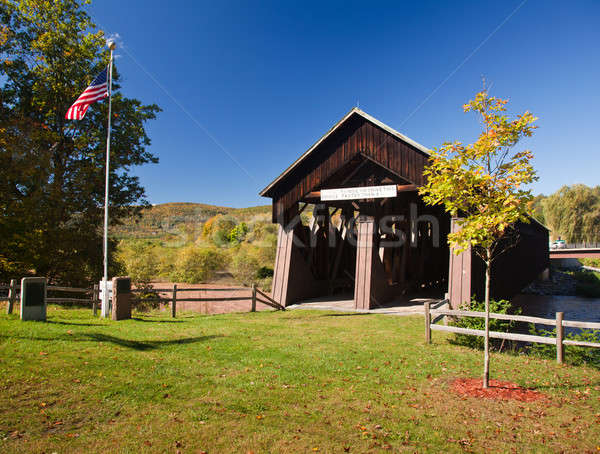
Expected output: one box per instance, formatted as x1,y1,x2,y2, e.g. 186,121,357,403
89,0,599,208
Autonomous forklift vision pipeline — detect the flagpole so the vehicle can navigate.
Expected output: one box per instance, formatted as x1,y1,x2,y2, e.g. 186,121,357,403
102,40,116,318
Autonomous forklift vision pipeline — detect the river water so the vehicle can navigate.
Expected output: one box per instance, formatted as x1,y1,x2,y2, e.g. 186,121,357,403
513,294,600,324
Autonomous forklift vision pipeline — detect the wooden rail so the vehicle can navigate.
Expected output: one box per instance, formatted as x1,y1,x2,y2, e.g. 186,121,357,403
132,284,284,317
424,301,600,364
3,279,283,318
2,280,99,315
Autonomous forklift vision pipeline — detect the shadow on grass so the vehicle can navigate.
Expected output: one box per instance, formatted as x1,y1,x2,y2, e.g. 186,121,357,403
131,317,184,323
528,380,600,391
0,332,223,351
320,312,371,317
46,320,104,327
83,333,223,350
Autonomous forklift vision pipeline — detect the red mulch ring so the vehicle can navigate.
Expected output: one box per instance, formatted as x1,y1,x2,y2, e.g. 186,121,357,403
451,378,547,402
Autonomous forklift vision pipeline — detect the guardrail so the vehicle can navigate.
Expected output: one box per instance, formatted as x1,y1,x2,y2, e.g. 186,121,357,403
424,301,600,364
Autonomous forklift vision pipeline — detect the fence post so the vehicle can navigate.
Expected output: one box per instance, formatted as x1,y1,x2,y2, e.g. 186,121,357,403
556,311,564,364
424,302,431,344
171,284,177,318
251,284,256,312
92,284,99,317
6,279,16,315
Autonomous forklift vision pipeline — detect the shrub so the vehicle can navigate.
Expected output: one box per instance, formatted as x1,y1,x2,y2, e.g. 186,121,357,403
228,222,249,244
117,240,159,285
258,276,273,293
229,245,264,286
580,258,600,268
256,266,273,279
202,215,237,246
171,246,225,283
450,298,521,351
529,327,600,368
571,270,600,298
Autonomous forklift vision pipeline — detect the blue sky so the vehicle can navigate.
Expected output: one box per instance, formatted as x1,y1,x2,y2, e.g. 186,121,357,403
89,0,600,207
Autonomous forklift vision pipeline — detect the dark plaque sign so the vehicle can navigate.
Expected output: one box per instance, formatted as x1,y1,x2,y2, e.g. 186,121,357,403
20,277,47,321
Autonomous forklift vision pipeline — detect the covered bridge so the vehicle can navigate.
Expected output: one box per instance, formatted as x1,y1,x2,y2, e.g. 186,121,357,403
260,108,549,309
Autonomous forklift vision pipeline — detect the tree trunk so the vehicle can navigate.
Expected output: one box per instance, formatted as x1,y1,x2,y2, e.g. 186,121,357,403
483,253,491,389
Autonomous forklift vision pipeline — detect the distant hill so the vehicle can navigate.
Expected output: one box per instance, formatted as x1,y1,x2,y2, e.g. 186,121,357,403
114,202,271,240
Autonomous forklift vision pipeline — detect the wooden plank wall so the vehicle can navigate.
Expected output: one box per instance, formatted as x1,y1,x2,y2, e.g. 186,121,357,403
448,218,472,309
269,115,430,222
354,217,375,310
271,223,328,306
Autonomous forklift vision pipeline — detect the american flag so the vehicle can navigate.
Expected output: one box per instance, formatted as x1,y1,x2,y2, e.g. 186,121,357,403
65,67,109,120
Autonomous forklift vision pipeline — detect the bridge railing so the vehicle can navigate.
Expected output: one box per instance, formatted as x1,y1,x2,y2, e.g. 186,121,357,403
550,241,600,250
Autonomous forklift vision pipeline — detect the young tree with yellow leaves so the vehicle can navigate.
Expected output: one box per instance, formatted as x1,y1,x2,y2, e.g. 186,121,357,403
419,90,538,388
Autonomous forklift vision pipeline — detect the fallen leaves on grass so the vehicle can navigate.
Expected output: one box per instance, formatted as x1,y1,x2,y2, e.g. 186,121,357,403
451,378,547,402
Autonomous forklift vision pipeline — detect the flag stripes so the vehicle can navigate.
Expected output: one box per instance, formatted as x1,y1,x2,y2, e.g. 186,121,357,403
65,67,109,120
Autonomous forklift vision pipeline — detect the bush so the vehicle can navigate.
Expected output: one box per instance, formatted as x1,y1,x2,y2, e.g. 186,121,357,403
529,327,600,368
256,266,273,279
202,215,237,247
580,258,600,268
117,240,159,285
571,270,600,298
258,276,273,293
229,246,261,286
450,298,521,351
171,246,226,283
228,222,249,244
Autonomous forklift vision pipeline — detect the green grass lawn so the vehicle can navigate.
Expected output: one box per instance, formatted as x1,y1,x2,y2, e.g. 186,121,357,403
1,307,599,453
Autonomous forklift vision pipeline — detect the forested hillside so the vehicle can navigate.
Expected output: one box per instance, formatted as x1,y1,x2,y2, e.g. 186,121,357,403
113,202,271,240
115,203,278,290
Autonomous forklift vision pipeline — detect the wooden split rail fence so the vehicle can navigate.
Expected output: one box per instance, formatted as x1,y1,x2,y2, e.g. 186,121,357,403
1,279,284,317
131,284,284,317
424,300,600,364
0,279,101,315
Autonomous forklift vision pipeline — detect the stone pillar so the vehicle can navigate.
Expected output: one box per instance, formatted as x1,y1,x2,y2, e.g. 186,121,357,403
111,276,132,320
20,277,47,321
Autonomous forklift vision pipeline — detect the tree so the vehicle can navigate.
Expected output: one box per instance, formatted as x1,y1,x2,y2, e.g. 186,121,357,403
0,0,160,285
542,185,600,243
419,89,537,388
227,222,248,244
172,246,225,283
528,194,546,226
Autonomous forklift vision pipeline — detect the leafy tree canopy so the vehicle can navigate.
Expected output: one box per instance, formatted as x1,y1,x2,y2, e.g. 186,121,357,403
542,184,600,243
420,90,538,260
0,0,160,285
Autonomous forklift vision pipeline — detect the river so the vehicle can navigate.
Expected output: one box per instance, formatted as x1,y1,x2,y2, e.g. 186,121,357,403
513,294,600,326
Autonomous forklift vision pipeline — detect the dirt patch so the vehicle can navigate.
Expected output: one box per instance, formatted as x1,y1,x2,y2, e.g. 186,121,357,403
451,378,547,402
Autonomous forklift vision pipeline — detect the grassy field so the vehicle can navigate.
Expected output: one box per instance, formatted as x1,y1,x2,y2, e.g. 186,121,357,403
1,307,599,453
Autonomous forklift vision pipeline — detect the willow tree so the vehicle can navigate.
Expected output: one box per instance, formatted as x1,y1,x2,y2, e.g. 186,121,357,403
0,0,160,284
419,90,537,388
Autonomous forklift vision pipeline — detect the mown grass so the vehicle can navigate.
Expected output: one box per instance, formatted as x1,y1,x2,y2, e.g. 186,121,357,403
1,307,600,453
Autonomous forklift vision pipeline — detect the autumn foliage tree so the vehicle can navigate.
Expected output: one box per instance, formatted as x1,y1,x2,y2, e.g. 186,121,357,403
0,0,159,285
419,90,538,388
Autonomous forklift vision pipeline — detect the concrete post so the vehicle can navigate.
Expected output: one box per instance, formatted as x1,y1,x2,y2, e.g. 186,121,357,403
111,276,132,321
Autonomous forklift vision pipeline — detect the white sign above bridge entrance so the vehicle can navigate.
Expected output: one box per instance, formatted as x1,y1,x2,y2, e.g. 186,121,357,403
320,184,398,201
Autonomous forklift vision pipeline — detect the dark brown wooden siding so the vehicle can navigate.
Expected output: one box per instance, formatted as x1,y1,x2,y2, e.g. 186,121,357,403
471,220,550,301
267,114,430,223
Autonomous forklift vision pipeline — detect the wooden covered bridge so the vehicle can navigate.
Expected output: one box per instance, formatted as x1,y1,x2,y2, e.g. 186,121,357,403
260,108,549,310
